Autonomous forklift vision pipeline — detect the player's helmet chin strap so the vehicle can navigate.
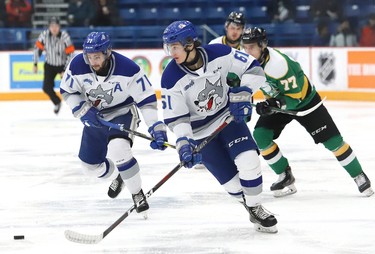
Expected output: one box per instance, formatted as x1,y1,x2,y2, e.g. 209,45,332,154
182,45,200,67
258,46,269,65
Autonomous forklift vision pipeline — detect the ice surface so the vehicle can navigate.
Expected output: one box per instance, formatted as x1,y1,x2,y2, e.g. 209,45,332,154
0,100,374,254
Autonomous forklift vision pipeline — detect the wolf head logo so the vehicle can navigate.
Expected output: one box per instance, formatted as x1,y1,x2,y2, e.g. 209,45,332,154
87,84,114,108
194,78,224,112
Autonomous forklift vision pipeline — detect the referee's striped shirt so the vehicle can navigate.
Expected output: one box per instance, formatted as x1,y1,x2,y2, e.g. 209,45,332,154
33,30,75,70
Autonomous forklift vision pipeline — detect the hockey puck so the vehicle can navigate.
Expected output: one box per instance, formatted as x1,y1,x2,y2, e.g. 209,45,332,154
14,235,25,240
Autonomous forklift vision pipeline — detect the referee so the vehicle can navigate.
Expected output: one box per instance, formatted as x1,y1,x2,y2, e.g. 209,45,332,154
33,17,75,114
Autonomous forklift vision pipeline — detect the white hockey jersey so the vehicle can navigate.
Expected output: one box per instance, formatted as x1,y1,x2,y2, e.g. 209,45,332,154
60,51,159,127
209,36,225,45
161,44,269,140
209,36,243,51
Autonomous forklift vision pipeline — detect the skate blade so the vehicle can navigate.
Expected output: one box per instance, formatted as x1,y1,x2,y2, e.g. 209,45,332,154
273,184,297,198
193,164,206,170
254,224,278,234
363,187,374,197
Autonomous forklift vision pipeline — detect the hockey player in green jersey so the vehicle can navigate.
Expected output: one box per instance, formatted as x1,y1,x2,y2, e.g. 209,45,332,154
241,27,373,197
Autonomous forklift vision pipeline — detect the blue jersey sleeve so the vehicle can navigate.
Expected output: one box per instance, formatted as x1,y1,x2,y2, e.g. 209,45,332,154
161,60,185,90
112,51,141,77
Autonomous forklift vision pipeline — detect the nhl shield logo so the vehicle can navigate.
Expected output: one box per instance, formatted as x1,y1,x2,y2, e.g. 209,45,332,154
318,53,335,85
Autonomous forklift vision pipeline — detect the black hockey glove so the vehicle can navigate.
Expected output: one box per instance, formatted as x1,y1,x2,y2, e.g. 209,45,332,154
256,98,284,116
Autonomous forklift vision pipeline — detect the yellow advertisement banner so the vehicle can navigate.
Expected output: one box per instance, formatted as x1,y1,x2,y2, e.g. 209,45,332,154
12,62,61,82
13,62,42,81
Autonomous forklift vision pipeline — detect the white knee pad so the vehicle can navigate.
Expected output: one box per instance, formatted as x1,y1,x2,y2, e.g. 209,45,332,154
108,138,142,194
234,150,261,180
235,150,262,207
107,138,133,165
81,159,116,179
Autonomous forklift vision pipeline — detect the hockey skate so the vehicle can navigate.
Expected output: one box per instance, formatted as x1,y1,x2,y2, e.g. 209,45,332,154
245,204,278,233
108,174,125,199
270,166,297,197
132,189,149,219
354,172,374,197
54,102,61,114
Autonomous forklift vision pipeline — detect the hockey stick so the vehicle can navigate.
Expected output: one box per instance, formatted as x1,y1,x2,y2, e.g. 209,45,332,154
253,97,326,117
64,116,234,244
98,118,176,149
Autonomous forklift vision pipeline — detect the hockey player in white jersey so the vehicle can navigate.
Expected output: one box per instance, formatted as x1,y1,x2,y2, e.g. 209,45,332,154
209,11,246,50
60,32,168,215
161,20,278,233
198,11,246,170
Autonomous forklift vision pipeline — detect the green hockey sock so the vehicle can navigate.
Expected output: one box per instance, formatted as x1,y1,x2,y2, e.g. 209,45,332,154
323,136,363,178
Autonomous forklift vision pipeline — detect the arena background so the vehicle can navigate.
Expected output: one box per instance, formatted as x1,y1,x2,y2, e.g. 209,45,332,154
0,47,374,101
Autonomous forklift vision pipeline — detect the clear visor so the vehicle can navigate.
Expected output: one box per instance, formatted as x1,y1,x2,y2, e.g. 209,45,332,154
83,51,109,65
163,43,185,56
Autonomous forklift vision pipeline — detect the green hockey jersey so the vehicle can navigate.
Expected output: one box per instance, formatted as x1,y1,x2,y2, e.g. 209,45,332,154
260,47,317,110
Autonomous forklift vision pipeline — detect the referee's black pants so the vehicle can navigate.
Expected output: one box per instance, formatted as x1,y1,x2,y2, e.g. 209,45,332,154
43,63,64,105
